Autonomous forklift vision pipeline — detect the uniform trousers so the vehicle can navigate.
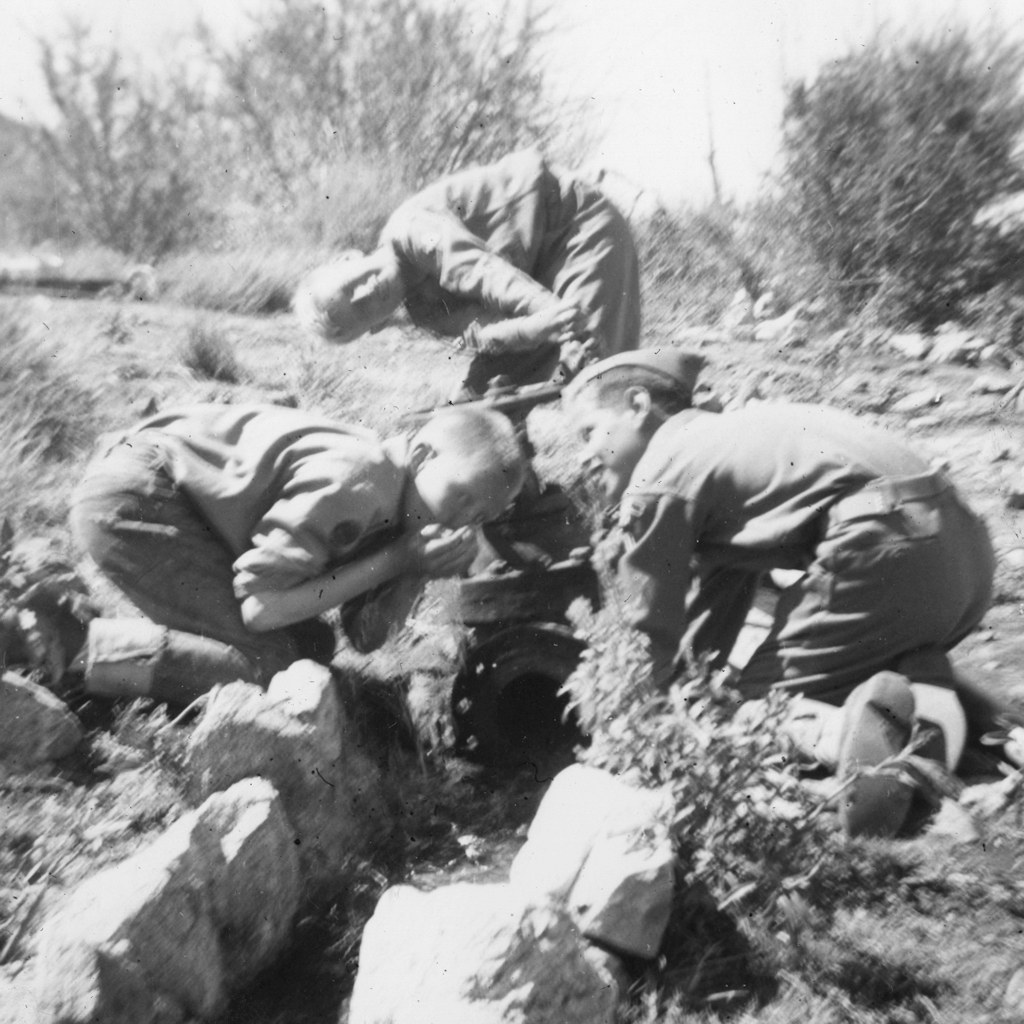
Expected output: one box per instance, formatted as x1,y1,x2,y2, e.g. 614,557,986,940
70,433,334,690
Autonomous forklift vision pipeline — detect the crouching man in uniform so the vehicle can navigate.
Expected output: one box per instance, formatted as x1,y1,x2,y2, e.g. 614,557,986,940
563,348,1005,838
293,148,641,397
69,403,525,705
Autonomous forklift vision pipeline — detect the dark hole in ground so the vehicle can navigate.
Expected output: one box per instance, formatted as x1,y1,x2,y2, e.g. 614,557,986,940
452,622,589,776
492,669,586,768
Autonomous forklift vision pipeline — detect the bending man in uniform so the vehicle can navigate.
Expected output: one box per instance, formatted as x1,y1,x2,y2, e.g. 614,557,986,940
563,348,1010,838
294,149,641,397
70,403,525,704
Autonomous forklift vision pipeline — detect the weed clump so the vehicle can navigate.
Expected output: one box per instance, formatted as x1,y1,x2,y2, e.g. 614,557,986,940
180,321,245,383
161,249,309,316
0,301,102,464
562,574,833,922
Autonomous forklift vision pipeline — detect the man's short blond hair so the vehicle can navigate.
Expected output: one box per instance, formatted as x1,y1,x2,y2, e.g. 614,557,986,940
292,250,367,340
415,407,526,492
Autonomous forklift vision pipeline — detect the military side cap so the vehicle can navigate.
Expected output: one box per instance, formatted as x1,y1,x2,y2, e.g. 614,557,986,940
565,347,706,400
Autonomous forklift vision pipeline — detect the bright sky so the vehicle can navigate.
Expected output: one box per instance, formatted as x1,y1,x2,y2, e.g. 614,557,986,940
0,0,1020,206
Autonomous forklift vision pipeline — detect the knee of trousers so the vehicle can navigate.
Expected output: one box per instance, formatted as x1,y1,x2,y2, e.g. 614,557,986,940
84,618,258,704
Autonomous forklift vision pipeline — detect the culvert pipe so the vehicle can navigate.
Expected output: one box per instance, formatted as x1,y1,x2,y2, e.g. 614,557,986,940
452,622,589,770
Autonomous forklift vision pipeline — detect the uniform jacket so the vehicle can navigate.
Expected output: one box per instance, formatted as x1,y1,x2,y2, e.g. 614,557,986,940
616,402,931,680
381,149,639,358
132,404,410,600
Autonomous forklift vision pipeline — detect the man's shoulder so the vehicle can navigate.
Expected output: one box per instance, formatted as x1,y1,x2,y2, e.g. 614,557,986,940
660,401,858,437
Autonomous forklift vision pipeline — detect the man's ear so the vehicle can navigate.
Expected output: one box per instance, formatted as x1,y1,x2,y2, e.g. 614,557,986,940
408,439,436,474
624,385,653,419
350,278,378,303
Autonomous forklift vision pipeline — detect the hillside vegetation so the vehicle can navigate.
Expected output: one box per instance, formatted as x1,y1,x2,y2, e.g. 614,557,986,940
2,5,1024,1023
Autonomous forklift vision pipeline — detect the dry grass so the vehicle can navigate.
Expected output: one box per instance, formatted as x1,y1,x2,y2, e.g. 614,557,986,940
159,247,318,316
180,319,247,383
2,245,1024,1024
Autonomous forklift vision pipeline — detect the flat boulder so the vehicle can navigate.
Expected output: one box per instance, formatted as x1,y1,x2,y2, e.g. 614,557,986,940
185,661,386,881
510,765,676,959
348,883,620,1024
33,778,299,1024
510,764,672,901
888,332,932,360
569,832,677,958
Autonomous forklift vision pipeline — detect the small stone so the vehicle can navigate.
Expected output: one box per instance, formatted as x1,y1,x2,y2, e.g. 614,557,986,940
970,373,1016,396
721,289,754,328
1004,548,1024,569
925,798,980,843
892,389,942,414
888,332,932,360
1005,967,1024,1015
926,331,976,365
0,671,83,767
980,343,1013,369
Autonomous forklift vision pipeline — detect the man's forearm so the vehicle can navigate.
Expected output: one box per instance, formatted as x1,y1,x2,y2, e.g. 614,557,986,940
240,541,410,632
466,314,547,354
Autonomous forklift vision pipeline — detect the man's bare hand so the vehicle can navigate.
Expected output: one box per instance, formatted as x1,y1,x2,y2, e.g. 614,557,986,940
404,525,478,578
467,300,586,353
526,300,586,346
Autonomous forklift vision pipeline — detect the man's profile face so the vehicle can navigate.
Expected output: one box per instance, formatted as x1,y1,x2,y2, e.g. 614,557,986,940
570,387,651,503
309,251,404,343
413,450,519,529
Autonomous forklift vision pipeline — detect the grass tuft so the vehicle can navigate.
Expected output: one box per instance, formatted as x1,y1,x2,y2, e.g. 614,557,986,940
180,320,246,383
161,248,316,316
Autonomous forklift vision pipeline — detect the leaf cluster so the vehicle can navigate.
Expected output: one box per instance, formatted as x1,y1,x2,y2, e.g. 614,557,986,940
36,21,213,258
781,24,1024,327
562,579,832,918
18,0,580,259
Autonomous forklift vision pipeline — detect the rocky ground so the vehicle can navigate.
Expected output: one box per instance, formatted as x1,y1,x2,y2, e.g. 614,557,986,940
2,289,1024,1023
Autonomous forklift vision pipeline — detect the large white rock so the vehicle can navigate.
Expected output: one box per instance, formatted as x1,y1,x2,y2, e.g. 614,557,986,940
348,883,620,1024
185,661,385,881
509,765,672,902
33,778,299,1024
0,671,83,766
569,832,677,958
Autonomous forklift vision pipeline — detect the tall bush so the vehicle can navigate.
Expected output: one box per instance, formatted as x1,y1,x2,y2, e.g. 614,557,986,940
35,22,212,259
198,0,579,225
781,25,1024,326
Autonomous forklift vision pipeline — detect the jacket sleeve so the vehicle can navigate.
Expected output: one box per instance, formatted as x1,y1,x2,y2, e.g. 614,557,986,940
388,205,556,319
232,458,392,599
616,492,697,687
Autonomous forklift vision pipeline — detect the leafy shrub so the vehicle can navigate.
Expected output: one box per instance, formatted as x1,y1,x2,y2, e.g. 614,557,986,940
180,321,245,383
780,24,1024,327
562,570,832,918
35,22,212,259
198,0,576,206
